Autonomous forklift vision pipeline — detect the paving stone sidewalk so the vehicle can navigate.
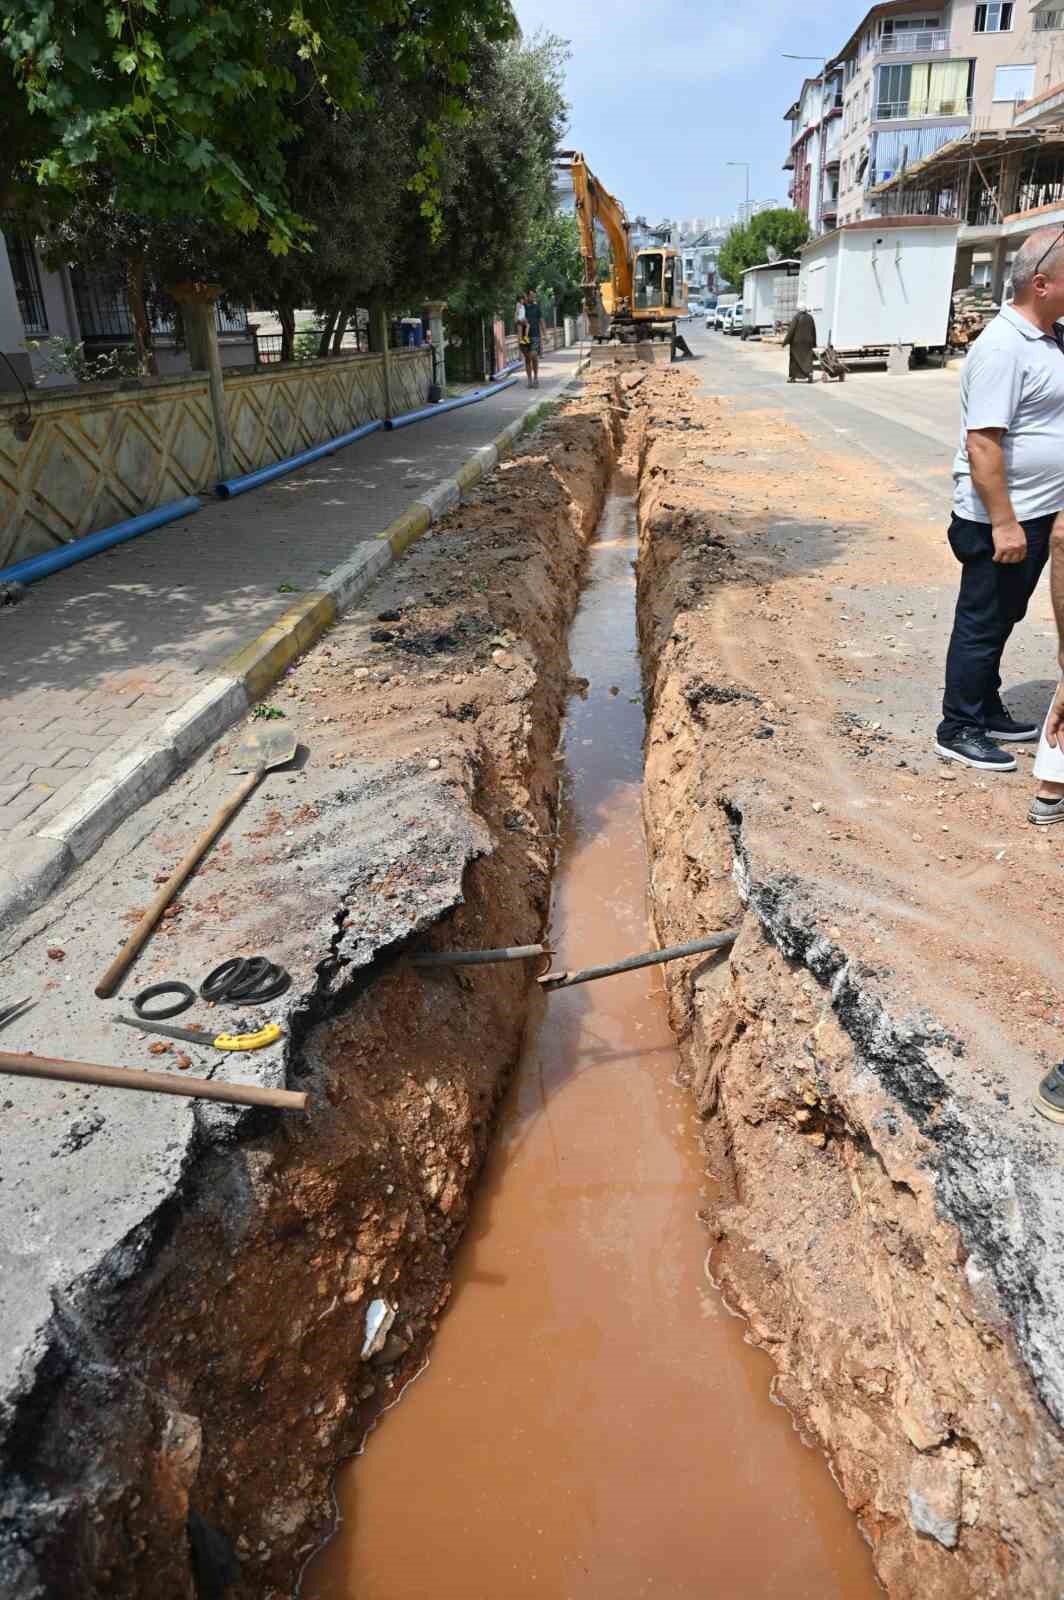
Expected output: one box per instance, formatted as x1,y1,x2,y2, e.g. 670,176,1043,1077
0,352,582,844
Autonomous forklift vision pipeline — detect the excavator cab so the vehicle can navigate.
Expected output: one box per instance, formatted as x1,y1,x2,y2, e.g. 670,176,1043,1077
633,248,686,318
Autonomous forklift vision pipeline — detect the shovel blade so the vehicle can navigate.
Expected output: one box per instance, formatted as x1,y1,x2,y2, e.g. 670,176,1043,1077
230,723,299,774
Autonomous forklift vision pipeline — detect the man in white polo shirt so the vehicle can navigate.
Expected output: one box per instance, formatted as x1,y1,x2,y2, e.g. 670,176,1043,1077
936,225,1064,772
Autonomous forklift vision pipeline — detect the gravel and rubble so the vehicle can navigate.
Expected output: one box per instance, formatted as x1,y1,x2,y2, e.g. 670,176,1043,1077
0,377,615,1598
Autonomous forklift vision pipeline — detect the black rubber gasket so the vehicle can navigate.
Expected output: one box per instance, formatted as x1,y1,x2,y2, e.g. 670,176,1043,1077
133,982,196,1020
199,957,292,1005
242,967,291,1003
224,956,275,999
200,958,249,1002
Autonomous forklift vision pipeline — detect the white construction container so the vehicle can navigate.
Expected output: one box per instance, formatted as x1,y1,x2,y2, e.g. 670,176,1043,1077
797,218,959,362
741,260,800,338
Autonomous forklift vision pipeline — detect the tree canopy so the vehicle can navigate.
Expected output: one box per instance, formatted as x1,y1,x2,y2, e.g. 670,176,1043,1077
1,4,573,368
517,211,584,317
717,209,811,291
0,0,518,250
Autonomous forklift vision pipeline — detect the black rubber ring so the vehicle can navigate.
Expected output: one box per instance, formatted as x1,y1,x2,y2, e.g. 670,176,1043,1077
240,968,291,1003
224,956,275,1000
133,982,196,1020
200,958,250,1002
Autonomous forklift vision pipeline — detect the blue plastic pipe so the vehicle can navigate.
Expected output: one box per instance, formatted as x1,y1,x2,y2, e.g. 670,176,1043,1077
215,418,384,499
386,375,519,431
0,496,201,589
491,359,522,381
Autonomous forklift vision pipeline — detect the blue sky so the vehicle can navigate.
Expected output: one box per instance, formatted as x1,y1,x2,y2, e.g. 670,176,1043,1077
514,0,864,222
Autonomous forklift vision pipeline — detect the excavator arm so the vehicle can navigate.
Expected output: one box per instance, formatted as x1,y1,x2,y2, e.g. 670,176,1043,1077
564,152,633,325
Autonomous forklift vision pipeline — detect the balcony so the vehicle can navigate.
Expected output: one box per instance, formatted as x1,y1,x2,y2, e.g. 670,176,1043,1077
874,96,971,120
878,29,949,54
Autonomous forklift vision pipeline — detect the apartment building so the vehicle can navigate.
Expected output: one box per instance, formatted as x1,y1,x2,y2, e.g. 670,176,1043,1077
784,72,845,235
679,227,730,298
785,0,1062,231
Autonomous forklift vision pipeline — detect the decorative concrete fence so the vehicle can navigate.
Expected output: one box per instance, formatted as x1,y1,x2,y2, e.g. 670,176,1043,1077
0,348,432,567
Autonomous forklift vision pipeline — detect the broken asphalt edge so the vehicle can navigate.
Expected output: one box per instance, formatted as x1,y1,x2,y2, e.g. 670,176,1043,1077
0,364,589,934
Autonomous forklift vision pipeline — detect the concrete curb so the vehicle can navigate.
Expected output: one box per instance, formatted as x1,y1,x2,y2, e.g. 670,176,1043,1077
0,357,590,932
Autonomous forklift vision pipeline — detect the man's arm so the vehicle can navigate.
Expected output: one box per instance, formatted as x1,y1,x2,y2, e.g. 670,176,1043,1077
1044,519,1064,747
967,427,1026,564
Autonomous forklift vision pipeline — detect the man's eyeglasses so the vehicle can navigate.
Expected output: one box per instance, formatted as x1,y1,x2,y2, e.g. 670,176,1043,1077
1033,225,1064,278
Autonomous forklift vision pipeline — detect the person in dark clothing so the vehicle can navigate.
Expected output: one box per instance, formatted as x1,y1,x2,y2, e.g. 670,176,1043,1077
521,288,542,387
671,328,694,360
783,307,817,382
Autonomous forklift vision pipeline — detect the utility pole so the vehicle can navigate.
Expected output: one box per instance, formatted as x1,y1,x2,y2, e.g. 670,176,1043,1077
726,160,751,224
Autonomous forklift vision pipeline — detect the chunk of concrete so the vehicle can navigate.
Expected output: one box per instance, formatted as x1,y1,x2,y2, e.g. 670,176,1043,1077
908,1455,962,1549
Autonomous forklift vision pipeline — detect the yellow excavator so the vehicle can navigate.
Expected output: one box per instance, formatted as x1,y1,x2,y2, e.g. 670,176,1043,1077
559,150,686,342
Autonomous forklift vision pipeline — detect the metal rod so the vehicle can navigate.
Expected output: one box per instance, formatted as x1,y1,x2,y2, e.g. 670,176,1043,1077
410,944,547,968
0,1050,307,1112
538,931,739,991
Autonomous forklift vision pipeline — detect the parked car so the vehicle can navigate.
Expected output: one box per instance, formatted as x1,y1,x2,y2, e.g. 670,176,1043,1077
724,302,745,335
713,294,739,330
686,300,704,320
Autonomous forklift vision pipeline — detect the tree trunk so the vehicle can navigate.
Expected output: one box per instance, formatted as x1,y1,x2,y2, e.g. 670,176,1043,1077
367,300,386,353
317,309,338,359
331,310,349,355
278,305,296,364
127,257,158,377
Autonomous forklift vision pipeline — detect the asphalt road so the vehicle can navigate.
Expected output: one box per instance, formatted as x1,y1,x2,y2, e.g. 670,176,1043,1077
685,319,961,520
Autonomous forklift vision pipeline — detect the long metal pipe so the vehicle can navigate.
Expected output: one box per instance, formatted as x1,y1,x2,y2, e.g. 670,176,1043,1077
410,943,547,968
215,419,384,499
538,930,739,991
0,496,201,588
385,375,519,431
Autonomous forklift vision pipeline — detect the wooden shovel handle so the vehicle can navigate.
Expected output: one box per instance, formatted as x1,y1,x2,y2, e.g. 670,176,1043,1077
95,766,263,999
0,1050,306,1112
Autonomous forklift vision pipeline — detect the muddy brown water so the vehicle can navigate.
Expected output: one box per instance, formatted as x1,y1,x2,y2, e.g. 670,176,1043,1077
304,485,880,1599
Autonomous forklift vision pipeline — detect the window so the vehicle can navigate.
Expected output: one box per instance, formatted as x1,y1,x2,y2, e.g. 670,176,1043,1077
1036,8,1064,27
975,2,1012,30
875,59,971,117
993,62,1034,100
882,15,940,31
3,229,48,335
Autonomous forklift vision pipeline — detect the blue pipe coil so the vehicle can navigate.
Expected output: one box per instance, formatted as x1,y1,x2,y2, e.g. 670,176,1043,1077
0,496,202,589
385,375,519,431
215,418,385,499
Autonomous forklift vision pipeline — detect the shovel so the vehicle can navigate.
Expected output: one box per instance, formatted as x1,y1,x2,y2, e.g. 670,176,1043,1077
95,723,299,999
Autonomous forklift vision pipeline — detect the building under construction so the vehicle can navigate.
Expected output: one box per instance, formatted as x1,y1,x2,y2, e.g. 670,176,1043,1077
869,114,1064,301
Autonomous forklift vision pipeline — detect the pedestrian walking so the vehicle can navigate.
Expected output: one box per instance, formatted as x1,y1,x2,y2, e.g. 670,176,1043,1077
783,306,817,382
935,225,1064,772
521,287,542,388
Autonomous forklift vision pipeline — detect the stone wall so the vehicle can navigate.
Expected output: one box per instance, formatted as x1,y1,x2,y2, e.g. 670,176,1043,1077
0,349,432,568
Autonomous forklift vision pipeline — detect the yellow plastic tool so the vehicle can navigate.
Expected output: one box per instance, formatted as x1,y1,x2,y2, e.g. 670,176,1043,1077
213,1023,283,1052
117,1016,284,1053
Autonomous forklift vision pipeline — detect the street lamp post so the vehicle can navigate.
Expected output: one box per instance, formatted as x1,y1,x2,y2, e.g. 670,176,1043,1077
726,160,750,223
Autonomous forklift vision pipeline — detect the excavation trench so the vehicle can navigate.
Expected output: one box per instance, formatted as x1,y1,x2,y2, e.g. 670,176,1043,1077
13,366,1062,1598
303,475,877,1597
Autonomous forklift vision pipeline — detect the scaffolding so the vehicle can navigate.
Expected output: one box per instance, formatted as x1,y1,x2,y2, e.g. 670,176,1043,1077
869,125,1064,229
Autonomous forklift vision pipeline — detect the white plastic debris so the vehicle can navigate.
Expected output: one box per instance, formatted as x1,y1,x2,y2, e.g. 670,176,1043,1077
361,1298,396,1360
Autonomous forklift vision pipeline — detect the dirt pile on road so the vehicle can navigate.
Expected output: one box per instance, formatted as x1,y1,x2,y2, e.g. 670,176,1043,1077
2,380,616,1599
632,364,1064,1598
